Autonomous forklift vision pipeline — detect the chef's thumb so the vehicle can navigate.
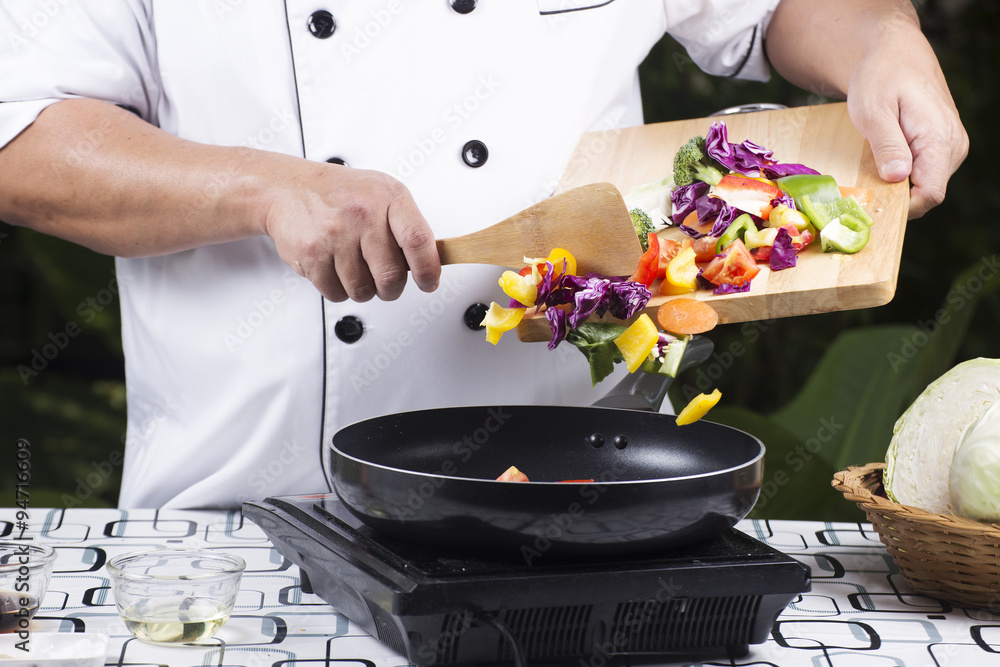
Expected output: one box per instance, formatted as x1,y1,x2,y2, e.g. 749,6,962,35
859,111,913,184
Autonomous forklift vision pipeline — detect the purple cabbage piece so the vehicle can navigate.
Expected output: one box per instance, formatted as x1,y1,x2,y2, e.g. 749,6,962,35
762,162,821,179
534,260,558,305
606,280,651,321
678,223,706,239
700,198,741,237
771,191,796,211
545,306,568,350
507,298,527,309
769,227,798,271
670,181,710,225
712,281,751,295
542,273,651,332
566,276,613,328
706,122,773,175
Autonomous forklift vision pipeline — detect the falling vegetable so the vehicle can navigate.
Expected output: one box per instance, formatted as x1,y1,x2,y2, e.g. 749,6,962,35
655,298,719,335
675,388,722,426
496,466,530,482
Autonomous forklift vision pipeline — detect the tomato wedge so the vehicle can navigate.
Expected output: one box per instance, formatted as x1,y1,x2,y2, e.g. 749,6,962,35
700,239,759,286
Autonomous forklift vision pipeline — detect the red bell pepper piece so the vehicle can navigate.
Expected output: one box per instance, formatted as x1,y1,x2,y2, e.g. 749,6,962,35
630,232,660,287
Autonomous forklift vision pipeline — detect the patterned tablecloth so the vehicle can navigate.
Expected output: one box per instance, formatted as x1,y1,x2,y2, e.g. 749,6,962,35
2,508,1000,666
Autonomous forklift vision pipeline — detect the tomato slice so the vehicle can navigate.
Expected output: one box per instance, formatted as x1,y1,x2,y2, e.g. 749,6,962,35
700,239,759,286
655,238,686,280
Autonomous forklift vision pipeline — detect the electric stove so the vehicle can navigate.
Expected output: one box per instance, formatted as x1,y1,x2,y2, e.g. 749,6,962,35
244,494,810,666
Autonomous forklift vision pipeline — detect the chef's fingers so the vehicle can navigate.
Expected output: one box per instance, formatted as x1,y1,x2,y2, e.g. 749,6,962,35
848,96,912,184
360,227,410,302
386,192,440,294
300,257,350,303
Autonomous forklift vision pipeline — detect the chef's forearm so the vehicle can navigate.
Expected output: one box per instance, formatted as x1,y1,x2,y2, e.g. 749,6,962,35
0,98,271,257
765,0,923,98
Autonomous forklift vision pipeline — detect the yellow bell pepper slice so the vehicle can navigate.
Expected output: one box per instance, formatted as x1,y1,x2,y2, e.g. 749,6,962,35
546,247,577,278
675,388,722,426
498,270,538,307
661,247,698,295
482,302,526,345
613,313,659,373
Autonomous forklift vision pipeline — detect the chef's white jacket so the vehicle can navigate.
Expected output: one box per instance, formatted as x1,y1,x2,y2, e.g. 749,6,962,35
1,0,779,508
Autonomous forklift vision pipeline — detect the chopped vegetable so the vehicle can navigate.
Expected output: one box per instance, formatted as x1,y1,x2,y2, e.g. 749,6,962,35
775,173,841,211
701,239,759,287
630,232,660,287
769,227,798,270
661,247,699,295
710,174,783,219
670,181,711,225
497,466,530,482
675,388,722,426
630,208,656,251
655,298,719,335
716,213,759,254
565,321,627,385
672,135,725,187
498,270,539,307
481,302,527,345
768,204,811,232
819,214,870,254
613,313,660,373
625,176,674,226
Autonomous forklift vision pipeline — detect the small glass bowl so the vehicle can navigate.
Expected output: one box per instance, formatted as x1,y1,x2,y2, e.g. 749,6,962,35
106,549,245,645
0,542,57,634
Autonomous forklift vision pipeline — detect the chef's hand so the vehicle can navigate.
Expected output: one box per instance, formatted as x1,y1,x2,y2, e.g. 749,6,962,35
263,165,441,302
843,19,968,219
767,0,968,220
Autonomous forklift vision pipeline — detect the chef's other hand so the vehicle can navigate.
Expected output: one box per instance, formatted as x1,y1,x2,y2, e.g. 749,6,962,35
767,0,968,221
845,18,968,220
263,165,441,302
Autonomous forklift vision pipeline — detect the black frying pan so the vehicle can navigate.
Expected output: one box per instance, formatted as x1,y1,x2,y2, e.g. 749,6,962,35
329,338,764,558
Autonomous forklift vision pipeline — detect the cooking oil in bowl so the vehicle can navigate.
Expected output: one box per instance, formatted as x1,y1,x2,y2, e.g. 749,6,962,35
122,596,231,644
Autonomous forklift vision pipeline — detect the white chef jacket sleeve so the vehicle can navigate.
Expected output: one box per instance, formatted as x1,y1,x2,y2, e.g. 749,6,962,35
0,0,158,149
664,0,782,82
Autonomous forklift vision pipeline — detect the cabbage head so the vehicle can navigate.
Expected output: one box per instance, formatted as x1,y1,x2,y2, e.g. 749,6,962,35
884,358,1000,516
950,401,1000,521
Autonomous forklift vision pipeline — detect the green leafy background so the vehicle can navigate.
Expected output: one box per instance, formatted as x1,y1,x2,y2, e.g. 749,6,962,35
2,0,998,516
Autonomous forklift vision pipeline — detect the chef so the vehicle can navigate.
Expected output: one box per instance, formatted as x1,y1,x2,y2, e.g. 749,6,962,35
0,1,966,508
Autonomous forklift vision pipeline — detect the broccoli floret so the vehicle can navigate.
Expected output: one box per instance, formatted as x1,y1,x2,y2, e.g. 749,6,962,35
673,135,725,187
629,208,655,251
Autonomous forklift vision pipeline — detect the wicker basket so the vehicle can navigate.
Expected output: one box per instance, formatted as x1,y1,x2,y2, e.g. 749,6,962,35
832,462,1000,609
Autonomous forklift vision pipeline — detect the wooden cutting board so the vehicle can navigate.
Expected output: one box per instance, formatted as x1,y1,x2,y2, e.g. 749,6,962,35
515,102,909,342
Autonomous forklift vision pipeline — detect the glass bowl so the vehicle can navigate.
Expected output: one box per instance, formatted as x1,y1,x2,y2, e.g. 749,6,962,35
106,549,245,645
0,542,57,633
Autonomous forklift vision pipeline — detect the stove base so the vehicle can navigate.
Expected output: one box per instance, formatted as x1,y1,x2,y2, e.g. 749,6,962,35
245,495,810,666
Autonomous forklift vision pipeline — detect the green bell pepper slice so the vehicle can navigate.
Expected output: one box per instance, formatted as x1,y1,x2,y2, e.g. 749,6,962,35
801,193,874,231
776,174,841,210
716,213,757,254
819,212,870,253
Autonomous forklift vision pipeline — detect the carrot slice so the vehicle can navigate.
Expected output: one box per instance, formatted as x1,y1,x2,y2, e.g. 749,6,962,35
656,298,719,335
838,186,872,207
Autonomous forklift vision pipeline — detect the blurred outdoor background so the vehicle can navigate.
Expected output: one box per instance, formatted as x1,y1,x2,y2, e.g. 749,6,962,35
2,0,997,517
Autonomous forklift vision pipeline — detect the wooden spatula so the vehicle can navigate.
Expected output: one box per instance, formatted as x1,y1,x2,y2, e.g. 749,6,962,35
435,182,643,276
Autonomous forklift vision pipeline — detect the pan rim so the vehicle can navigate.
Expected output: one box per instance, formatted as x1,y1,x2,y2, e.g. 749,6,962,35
331,406,765,486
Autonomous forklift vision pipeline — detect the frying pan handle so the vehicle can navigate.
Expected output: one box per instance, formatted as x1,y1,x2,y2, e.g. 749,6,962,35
590,336,715,412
